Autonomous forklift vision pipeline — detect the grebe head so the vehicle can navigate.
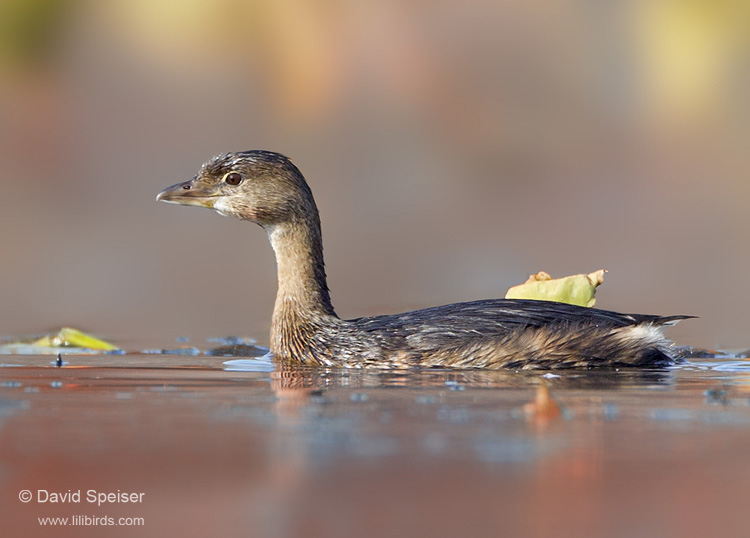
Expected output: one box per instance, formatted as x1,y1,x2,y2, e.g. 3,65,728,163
156,150,315,227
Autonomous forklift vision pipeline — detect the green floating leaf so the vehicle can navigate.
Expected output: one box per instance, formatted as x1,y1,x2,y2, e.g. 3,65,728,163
505,270,606,307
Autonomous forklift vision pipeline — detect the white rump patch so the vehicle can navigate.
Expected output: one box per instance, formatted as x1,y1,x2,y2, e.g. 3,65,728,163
615,324,667,346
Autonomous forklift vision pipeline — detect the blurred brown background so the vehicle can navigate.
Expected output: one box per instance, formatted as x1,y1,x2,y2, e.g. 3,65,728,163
0,0,748,349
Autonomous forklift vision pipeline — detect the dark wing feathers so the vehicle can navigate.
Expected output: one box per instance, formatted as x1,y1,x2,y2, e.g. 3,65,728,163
349,299,691,337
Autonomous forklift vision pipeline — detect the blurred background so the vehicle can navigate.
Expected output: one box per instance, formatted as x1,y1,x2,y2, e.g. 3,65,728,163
0,0,748,349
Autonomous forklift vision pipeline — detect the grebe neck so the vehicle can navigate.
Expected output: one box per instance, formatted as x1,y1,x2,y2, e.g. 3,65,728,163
267,216,336,329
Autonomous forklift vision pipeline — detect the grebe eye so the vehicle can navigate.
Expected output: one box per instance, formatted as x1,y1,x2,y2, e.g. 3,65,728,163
224,172,243,186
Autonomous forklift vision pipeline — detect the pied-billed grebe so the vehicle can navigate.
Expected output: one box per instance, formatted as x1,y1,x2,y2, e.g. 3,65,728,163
157,150,690,369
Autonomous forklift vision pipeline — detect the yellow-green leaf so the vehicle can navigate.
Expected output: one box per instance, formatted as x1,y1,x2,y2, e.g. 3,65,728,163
31,327,118,350
505,270,606,307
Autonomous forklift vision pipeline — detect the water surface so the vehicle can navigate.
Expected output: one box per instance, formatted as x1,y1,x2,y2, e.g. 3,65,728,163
1,346,749,537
